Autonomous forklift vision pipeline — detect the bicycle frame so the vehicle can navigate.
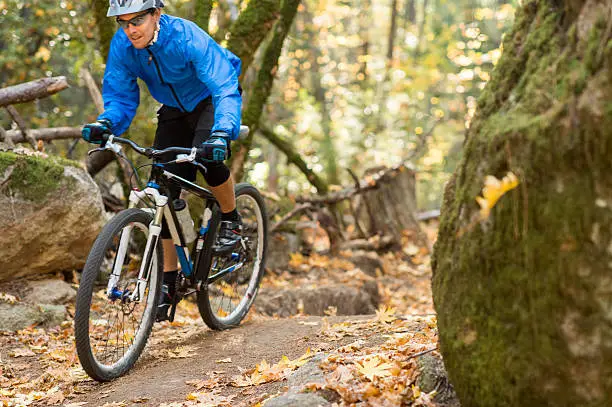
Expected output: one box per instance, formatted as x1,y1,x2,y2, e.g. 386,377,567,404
107,162,220,303
99,134,251,305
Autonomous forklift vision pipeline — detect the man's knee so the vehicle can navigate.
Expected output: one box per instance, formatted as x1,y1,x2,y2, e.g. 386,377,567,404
203,163,230,187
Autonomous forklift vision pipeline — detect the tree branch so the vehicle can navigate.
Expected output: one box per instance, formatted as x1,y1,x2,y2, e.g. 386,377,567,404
270,203,313,233
259,126,328,193
0,77,69,107
296,164,416,204
5,106,37,149
6,126,81,142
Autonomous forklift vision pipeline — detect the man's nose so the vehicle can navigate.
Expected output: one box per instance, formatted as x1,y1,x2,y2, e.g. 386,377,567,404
127,24,139,35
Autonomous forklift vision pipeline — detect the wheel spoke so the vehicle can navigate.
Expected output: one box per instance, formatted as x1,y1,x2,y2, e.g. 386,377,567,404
199,186,267,329
75,209,161,381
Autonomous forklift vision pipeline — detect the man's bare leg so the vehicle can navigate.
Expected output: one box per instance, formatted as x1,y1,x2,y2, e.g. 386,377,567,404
209,175,236,213
162,239,177,272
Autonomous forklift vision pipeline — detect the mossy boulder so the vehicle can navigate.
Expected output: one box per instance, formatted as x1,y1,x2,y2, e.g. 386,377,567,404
0,151,105,281
432,0,612,406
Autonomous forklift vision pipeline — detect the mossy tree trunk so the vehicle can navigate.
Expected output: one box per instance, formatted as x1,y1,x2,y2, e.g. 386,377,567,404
231,0,301,182
431,1,612,406
226,0,281,79
194,0,214,33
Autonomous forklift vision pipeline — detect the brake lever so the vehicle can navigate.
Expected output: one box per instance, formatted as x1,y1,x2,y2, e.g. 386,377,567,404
87,147,105,156
196,162,208,173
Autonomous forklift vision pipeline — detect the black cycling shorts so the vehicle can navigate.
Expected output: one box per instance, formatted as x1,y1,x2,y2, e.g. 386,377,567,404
153,97,232,239
153,96,231,197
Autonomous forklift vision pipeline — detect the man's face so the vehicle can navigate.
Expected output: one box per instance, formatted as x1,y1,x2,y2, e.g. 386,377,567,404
116,9,160,49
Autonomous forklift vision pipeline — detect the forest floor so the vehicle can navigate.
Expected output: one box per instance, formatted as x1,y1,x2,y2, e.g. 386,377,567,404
0,223,439,407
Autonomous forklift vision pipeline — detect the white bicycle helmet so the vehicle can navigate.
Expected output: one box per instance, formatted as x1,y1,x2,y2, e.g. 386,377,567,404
107,0,165,17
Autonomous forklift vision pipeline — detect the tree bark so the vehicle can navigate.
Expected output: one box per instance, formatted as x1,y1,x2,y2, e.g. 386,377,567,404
6,127,81,143
357,0,371,81
404,0,416,27
226,0,281,78
432,1,612,406
259,126,328,193
80,68,104,113
0,77,69,107
195,0,214,33
414,0,429,58
231,0,301,181
387,0,399,63
90,0,115,60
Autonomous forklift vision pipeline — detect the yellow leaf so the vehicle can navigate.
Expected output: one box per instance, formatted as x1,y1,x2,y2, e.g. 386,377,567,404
476,172,519,219
375,305,396,324
0,292,18,304
288,252,305,268
355,357,395,381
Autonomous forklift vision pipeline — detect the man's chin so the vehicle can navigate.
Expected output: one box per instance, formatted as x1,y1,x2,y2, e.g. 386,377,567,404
129,39,146,49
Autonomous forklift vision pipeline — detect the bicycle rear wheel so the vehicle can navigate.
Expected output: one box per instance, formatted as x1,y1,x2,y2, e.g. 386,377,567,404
74,208,162,381
197,183,267,330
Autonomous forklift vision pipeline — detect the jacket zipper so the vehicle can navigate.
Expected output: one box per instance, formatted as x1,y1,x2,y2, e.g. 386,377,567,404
146,49,186,112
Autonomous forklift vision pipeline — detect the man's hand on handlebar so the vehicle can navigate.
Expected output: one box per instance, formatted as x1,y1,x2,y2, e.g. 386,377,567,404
82,119,112,145
199,131,230,162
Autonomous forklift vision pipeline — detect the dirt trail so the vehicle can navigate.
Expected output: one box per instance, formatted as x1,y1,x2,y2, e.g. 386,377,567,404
63,315,376,407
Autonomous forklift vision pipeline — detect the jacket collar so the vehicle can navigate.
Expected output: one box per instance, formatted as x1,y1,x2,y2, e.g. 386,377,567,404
146,14,169,52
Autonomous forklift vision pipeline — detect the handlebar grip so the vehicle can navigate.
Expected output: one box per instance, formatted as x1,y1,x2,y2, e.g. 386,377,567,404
195,147,206,161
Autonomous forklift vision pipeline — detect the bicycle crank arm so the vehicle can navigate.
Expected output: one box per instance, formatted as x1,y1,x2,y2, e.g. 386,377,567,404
206,260,245,284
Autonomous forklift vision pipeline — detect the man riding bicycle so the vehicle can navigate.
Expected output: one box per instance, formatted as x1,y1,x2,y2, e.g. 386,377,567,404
81,0,243,322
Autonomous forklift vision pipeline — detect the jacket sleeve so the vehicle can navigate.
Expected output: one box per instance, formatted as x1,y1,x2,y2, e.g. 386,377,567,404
185,27,242,140
97,35,140,136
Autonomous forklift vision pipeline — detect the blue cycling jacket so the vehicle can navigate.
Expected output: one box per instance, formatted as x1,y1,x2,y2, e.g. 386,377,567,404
98,14,242,140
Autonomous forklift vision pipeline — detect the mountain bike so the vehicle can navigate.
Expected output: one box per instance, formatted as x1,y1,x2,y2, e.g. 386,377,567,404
74,126,267,381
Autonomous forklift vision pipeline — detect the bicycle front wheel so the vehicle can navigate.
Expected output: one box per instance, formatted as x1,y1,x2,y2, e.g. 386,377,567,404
197,183,268,330
74,208,163,381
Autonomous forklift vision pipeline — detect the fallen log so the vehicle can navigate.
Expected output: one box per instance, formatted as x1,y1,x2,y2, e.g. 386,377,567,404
6,127,81,143
0,77,69,107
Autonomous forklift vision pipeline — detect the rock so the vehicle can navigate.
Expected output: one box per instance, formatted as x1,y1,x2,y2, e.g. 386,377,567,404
348,251,384,277
0,303,44,331
286,354,327,388
416,353,460,407
0,153,105,281
265,355,332,407
256,284,379,317
263,393,330,407
0,302,67,331
23,279,76,304
267,233,300,270
38,304,68,328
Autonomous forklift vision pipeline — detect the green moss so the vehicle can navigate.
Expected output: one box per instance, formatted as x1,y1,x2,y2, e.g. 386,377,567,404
432,0,612,405
226,0,281,74
0,152,80,202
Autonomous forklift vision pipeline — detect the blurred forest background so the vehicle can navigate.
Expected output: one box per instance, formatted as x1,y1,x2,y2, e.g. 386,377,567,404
0,0,517,210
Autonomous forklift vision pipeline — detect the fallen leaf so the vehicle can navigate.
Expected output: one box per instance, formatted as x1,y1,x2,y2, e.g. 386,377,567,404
476,172,519,219
355,357,395,381
375,306,397,324
215,357,232,364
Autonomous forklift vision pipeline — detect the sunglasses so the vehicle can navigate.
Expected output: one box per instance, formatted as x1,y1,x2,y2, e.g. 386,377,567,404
116,9,154,29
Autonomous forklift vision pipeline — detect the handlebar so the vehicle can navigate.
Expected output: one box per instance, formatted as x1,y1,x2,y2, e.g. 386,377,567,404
88,126,249,163
88,125,250,165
